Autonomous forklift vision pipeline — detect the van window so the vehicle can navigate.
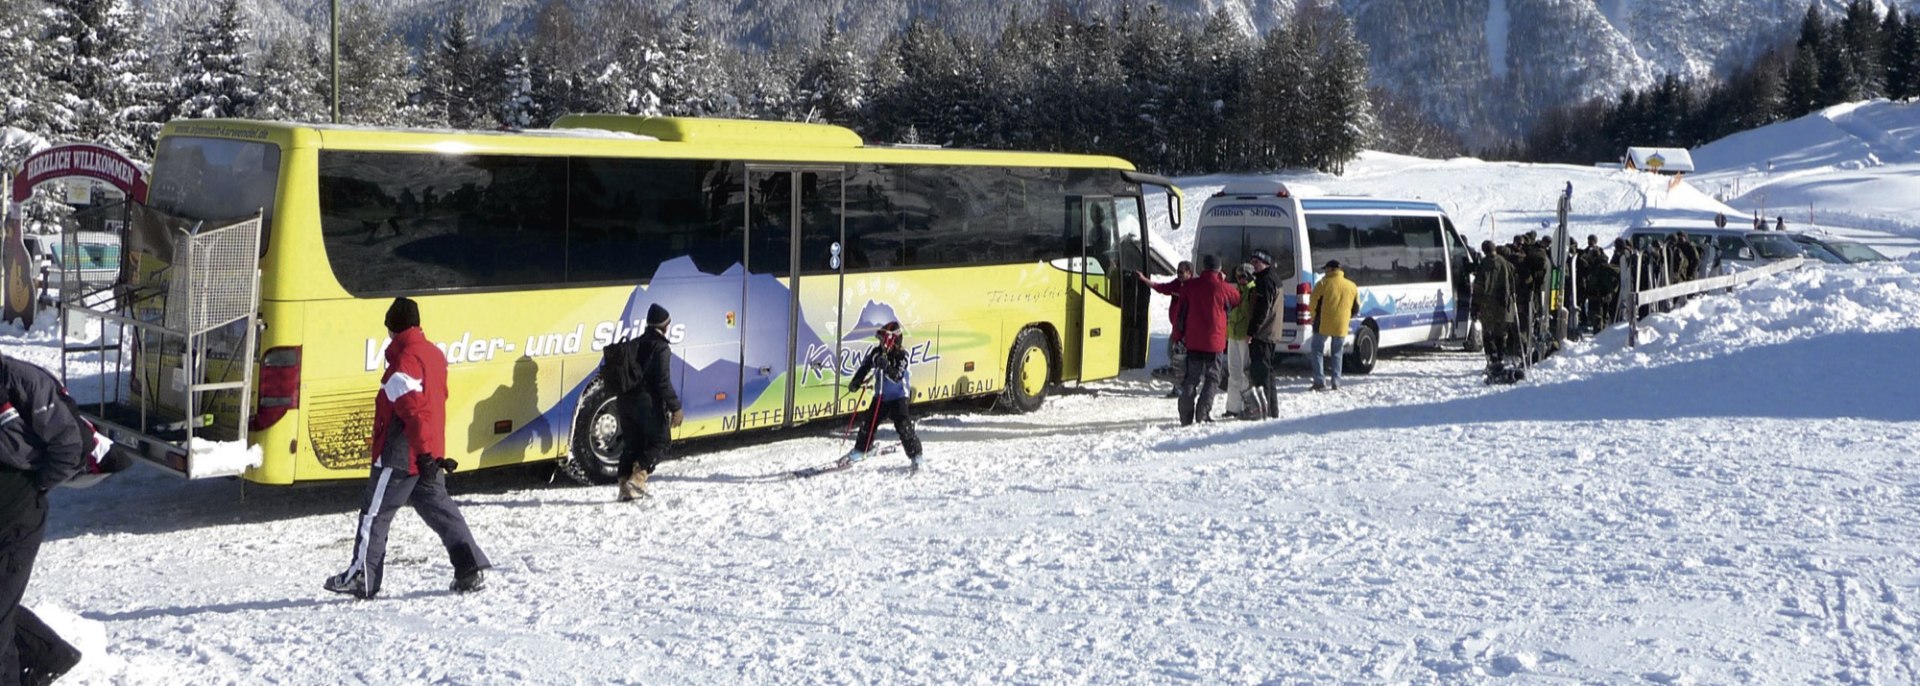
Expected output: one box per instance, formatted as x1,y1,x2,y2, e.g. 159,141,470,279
1307,213,1444,286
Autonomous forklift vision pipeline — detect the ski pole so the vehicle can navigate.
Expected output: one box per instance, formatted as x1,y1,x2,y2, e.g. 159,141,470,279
857,385,886,452
843,383,869,437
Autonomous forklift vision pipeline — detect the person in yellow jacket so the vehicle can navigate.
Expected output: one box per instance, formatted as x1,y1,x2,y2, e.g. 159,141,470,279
1307,260,1359,391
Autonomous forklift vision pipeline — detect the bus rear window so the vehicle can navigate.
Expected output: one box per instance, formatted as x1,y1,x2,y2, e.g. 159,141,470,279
147,136,282,247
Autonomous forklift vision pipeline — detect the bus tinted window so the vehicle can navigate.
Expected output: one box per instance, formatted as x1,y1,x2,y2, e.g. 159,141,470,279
570,158,743,281
320,151,566,293
148,136,282,249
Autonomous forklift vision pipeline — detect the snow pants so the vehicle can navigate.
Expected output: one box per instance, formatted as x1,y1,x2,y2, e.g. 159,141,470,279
615,396,671,480
1224,339,1251,414
1177,351,1221,425
1247,339,1279,419
341,433,490,598
854,397,922,459
1,471,47,684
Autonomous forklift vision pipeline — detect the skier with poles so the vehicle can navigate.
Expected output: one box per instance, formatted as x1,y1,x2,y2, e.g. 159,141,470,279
836,322,923,472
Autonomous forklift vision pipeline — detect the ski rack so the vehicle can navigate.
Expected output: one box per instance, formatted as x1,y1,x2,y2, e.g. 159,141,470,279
60,210,263,478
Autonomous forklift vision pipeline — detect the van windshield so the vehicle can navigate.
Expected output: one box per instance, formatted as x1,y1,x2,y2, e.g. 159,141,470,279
147,136,281,243
1194,224,1297,281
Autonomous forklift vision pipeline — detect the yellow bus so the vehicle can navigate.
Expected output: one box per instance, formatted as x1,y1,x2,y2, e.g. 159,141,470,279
89,116,1181,485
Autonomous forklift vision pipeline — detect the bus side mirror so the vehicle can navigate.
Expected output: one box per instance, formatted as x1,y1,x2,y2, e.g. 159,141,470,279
1167,190,1183,229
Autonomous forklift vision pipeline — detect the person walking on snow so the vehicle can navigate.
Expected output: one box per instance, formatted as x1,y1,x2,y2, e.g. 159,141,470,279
1223,263,1259,420
841,322,923,470
326,298,491,600
1173,255,1241,425
599,303,684,501
1136,261,1194,397
1307,260,1358,391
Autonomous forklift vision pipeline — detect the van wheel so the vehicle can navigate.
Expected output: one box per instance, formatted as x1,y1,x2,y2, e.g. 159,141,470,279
561,377,621,485
1343,325,1378,375
995,328,1051,413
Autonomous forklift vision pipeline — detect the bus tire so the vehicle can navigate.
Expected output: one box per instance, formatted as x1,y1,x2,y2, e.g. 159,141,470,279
996,328,1051,414
561,377,622,485
1343,324,1379,375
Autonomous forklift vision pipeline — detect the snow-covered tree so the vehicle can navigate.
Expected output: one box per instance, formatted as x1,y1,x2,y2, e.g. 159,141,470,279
1300,0,1374,173
252,34,327,121
334,1,418,125
1892,11,1920,101
794,23,865,126
42,0,162,155
420,12,489,129
0,0,59,135
173,0,257,120
497,44,542,130
1119,5,1181,169
659,8,730,117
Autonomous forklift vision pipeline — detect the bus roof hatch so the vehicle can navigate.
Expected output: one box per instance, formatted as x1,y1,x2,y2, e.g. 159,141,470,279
550,115,864,148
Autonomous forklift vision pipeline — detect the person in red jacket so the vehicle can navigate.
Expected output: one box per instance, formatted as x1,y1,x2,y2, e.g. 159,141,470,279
1173,255,1241,425
1135,260,1194,397
326,298,490,599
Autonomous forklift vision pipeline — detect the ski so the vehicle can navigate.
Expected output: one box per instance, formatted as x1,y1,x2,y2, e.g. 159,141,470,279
791,444,900,479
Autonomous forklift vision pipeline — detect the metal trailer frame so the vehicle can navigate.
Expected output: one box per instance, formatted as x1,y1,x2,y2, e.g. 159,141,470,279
60,211,263,478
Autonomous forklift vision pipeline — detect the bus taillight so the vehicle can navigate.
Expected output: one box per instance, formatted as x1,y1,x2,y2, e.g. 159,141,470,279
1295,282,1313,326
250,346,301,431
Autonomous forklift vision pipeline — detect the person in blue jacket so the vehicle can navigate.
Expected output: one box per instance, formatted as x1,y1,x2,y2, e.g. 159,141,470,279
841,322,923,470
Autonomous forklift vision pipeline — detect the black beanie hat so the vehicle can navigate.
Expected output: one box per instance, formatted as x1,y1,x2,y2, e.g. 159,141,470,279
646,303,670,326
385,297,420,333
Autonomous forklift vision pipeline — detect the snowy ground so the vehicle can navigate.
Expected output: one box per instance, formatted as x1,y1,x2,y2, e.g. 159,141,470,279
12,107,1920,684
18,257,1920,685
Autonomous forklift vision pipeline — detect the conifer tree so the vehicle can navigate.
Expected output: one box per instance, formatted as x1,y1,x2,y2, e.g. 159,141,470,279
334,1,418,125
174,0,258,121
252,34,327,121
421,12,489,129
0,0,59,135
794,23,866,126
42,0,160,154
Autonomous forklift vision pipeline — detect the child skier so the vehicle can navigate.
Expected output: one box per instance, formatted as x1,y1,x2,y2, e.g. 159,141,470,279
841,322,924,470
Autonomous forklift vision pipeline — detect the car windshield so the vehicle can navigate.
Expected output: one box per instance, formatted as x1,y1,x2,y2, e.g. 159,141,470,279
1746,234,1804,259
1828,242,1889,263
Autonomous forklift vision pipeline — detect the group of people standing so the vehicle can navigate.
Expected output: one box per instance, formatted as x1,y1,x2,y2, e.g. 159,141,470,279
1138,252,1357,426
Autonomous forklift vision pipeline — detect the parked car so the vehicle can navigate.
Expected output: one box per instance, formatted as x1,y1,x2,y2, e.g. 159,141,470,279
1624,226,1776,273
1789,232,1891,264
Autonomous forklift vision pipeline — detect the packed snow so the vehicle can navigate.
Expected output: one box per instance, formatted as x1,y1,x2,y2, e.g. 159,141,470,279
9,105,1920,684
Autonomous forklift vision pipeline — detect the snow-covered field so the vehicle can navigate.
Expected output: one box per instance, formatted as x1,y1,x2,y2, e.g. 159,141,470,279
11,106,1920,684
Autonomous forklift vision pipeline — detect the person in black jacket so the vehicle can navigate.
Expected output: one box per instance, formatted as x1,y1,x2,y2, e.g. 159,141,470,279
1243,250,1284,419
841,322,923,470
600,303,683,501
1,354,87,685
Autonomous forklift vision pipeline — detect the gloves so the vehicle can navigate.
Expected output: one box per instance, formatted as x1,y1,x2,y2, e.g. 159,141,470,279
420,454,457,474
670,409,684,428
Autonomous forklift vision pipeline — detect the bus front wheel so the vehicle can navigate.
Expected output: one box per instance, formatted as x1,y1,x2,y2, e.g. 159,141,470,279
996,328,1051,413
562,377,622,485
1343,324,1379,375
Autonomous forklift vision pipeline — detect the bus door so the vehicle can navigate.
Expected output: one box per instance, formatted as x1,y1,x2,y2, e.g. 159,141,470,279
745,166,845,430
1077,196,1123,381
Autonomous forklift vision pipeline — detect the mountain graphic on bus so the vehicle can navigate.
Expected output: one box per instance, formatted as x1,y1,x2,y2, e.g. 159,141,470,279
504,257,829,454
842,300,901,341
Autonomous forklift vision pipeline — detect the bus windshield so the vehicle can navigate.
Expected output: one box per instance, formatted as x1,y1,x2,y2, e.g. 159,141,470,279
148,137,282,231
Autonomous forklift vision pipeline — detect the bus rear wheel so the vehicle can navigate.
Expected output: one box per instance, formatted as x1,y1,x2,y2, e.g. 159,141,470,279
561,377,622,485
996,328,1051,413
1343,324,1379,375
